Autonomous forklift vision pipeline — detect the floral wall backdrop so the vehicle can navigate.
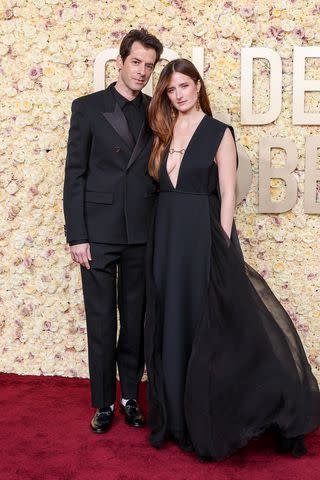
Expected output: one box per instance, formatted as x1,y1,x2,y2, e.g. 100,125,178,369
0,0,320,379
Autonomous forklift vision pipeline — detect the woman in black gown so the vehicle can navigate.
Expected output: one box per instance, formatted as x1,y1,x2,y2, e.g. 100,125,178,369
144,58,320,461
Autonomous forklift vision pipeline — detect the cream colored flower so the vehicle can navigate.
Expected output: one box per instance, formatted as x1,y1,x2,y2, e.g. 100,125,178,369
22,23,37,38
39,5,52,17
304,28,315,41
0,44,9,55
281,19,295,32
303,16,315,27
218,25,232,38
218,14,231,27
273,0,288,10
17,99,33,112
273,260,285,273
43,65,55,77
216,38,231,52
2,33,15,46
254,5,268,15
65,38,78,51
5,87,18,97
49,76,69,92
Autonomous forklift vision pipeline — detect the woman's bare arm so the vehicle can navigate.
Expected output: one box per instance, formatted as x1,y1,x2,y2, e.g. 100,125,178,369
215,128,237,238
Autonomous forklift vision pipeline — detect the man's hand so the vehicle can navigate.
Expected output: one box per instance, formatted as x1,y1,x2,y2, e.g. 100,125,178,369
69,243,91,269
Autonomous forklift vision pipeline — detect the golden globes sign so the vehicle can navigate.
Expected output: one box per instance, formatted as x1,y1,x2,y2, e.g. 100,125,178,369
94,46,320,214
241,47,320,215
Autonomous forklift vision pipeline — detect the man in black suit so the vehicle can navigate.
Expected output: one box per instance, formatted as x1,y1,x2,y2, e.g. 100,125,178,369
63,29,163,433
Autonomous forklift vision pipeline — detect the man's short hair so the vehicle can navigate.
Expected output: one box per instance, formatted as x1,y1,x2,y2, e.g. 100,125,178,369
119,28,163,64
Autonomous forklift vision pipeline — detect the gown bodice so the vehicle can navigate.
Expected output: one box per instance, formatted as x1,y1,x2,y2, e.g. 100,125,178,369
159,115,230,196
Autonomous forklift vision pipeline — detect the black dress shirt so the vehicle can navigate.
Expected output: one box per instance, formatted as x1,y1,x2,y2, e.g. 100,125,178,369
69,85,146,246
110,84,145,142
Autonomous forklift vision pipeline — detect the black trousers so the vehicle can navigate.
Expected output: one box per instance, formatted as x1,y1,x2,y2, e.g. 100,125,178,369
80,242,146,407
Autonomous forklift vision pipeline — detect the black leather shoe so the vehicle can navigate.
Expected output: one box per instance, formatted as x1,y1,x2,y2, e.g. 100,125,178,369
90,407,114,433
120,399,145,427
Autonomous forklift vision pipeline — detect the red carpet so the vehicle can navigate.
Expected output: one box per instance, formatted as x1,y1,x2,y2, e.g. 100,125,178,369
0,373,319,480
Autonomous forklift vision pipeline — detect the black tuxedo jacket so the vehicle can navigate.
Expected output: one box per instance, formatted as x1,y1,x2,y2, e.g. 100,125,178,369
63,84,157,244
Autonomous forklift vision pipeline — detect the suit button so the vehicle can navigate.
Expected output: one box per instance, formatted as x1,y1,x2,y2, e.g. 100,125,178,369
114,146,121,153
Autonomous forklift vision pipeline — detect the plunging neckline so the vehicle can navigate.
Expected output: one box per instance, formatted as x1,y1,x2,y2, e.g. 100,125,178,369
166,114,207,190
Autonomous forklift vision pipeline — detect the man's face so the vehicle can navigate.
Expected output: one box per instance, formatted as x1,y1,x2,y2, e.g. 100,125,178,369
116,41,157,93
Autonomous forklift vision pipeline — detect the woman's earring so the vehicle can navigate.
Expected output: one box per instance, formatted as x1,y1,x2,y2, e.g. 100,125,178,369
196,92,200,111
170,104,176,119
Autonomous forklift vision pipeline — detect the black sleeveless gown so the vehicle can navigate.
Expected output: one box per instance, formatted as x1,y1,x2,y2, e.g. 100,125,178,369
144,115,320,461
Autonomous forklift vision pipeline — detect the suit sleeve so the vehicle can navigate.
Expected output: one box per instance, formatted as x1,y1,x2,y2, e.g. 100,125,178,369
63,99,91,243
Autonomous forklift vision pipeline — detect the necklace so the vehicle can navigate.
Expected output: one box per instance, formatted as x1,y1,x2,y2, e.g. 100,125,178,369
169,148,185,155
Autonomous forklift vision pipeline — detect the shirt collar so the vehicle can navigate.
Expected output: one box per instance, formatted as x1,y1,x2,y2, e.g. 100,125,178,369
111,83,143,109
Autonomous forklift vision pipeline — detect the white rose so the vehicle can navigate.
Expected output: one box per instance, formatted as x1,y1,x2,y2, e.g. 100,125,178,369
221,26,234,38
70,23,84,36
61,8,74,22
273,0,287,9
0,44,9,55
281,19,295,32
194,22,208,37
240,36,252,47
254,5,269,15
15,114,34,127
23,23,37,37
29,166,44,185
304,28,315,40
278,46,292,59
65,38,77,51
17,78,35,91
216,39,231,52
50,76,69,92
303,15,315,27
2,34,15,46
6,181,20,195
72,62,86,78
51,52,70,64
39,5,52,17
5,87,18,97
29,50,44,63
218,14,231,27
17,99,33,112
2,18,16,33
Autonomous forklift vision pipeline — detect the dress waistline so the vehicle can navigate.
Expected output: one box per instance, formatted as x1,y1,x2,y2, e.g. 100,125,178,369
159,190,215,196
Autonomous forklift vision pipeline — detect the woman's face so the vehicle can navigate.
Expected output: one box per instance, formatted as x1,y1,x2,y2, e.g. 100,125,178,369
166,72,200,113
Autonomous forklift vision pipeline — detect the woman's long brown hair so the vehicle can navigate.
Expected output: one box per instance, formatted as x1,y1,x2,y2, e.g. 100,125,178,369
148,58,212,181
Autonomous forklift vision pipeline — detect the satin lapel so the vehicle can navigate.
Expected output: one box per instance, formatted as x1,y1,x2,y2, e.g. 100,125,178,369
102,101,135,152
126,95,152,170
126,121,151,171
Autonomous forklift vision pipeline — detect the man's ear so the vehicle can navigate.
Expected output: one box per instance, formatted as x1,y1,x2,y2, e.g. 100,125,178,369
116,55,123,71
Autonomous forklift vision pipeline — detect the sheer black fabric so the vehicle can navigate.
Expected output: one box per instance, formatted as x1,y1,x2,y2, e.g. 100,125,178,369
144,115,320,461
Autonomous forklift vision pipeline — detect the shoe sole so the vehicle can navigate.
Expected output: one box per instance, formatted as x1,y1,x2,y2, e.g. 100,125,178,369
124,418,145,428
90,423,112,434
119,405,145,428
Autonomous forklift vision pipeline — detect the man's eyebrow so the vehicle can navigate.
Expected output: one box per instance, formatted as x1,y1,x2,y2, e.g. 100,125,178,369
131,57,154,66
